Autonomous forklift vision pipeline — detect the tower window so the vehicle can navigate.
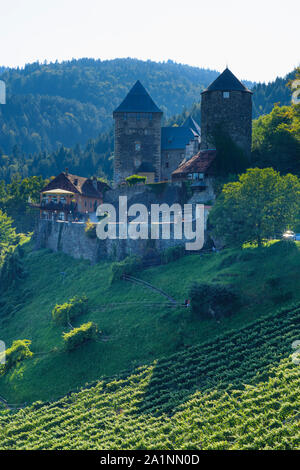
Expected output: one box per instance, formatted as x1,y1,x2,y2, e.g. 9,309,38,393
223,92,230,98
135,142,141,151
165,162,169,168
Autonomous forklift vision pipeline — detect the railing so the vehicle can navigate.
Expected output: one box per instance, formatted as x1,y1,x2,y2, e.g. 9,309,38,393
39,201,78,212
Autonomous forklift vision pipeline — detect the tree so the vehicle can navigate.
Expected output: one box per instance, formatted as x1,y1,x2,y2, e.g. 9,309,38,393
0,209,17,251
0,176,47,233
0,245,25,292
209,168,300,247
211,125,249,176
252,103,300,176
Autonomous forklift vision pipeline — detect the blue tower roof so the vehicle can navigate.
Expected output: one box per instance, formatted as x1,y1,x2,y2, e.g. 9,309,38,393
161,127,195,151
161,116,200,150
182,116,201,136
114,80,162,113
203,68,252,93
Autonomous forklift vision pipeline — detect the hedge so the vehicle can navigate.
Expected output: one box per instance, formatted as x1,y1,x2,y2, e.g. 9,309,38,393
0,339,33,373
85,220,97,239
110,256,142,283
52,295,88,325
126,175,146,186
63,322,98,351
189,282,239,319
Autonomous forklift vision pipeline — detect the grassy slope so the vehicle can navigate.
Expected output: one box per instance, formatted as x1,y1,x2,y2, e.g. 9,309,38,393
0,302,299,449
0,241,300,404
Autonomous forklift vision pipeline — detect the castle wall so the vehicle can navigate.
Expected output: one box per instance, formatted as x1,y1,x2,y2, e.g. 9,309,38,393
161,149,185,181
114,113,162,184
35,184,212,263
201,90,252,156
35,220,103,263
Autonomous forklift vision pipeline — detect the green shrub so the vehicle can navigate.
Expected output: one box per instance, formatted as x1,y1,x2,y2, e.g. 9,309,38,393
0,339,33,373
63,322,98,351
0,245,26,293
111,256,142,283
125,175,146,186
84,220,97,239
161,245,185,264
52,295,88,325
189,282,239,319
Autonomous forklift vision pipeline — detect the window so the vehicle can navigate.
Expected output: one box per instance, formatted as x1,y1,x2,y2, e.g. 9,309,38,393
135,142,141,151
123,113,127,120
136,113,140,120
223,92,230,98
193,173,199,180
165,162,169,168
60,196,66,204
199,173,204,180
149,113,152,120
187,173,193,180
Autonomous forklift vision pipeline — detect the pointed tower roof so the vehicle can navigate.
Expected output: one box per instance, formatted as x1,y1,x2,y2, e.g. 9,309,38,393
113,80,162,113
182,116,201,136
202,68,252,93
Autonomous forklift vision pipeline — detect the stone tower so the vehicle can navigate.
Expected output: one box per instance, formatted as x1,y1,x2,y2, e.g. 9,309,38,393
200,68,252,156
113,81,163,184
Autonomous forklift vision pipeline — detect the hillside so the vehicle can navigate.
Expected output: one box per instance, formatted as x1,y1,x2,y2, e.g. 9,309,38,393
0,58,220,155
0,60,296,184
0,240,300,406
0,289,299,449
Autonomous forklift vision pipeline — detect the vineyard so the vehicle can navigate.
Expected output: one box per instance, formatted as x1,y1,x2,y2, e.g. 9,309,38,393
0,303,299,450
1,241,300,404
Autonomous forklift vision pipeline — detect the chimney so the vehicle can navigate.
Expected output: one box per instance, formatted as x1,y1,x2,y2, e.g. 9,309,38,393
65,167,69,176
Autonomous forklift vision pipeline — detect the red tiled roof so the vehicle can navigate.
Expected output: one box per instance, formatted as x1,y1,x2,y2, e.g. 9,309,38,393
41,172,110,198
172,150,216,177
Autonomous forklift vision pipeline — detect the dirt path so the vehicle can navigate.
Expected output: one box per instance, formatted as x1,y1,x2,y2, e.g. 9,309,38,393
123,274,178,304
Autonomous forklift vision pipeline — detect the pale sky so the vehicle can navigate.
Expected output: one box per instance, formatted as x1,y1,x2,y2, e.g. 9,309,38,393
1,0,299,83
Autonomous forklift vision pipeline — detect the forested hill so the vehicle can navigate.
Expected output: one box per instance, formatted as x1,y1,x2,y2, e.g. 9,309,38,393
252,70,296,118
0,58,220,155
167,69,296,127
0,58,295,175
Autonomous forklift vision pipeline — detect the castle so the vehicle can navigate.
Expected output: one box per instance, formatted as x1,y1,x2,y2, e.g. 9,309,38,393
113,67,252,185
36,68,253,262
